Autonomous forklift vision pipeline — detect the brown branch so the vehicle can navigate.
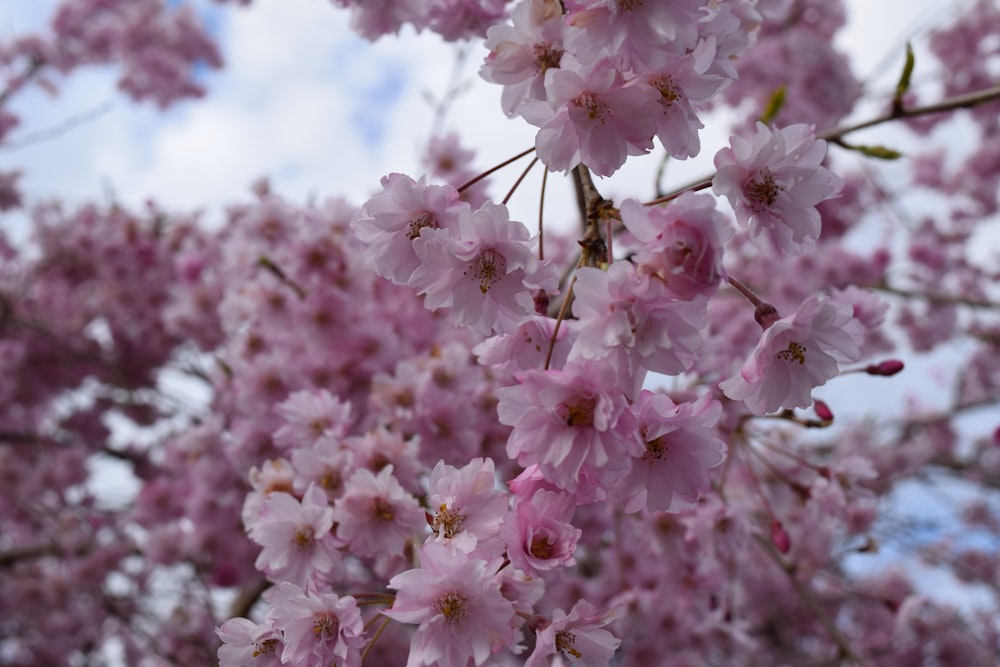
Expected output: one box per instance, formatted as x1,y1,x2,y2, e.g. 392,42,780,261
820,84,1000,141
0,542,58,567
874,282,1000,310
228,578,270,619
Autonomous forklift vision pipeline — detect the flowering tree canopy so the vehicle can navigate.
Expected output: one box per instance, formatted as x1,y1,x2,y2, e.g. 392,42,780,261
2,1,1000,666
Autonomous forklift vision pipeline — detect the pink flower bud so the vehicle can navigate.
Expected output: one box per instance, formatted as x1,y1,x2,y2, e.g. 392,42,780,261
814,400,834,422
770,519,790,554
865,359,904,376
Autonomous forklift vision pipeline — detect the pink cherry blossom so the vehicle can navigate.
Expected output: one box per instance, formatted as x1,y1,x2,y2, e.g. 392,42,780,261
501,488,581,577
217,617,283,667
273,388,352,450
525,599,622,667
385,541,515,667
639,43,730,160
618,391,727,513
713,122,842,257
522,57,656,177
248,485,343,587
473,315,575,374
481,0,566,117
562,0,704,70
427,457,508,554
410,201,557,335
720,294,864,415
496,360,635,492
266,582,367,667
331,465,425,559
619,194,733,300
570,261,706,379
351,173,467,285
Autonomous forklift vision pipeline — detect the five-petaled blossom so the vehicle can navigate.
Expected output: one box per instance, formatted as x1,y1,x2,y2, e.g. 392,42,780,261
351,173,467,285
618,391,727,513
497,359,636,493
720,294,864,415
410,201,557,335
525,599,623,667
248,484,342,588
217,617,283,667
713,122,843,257
331,465,425,559
266,582,367,667
427,457,508,554
384,541,516,667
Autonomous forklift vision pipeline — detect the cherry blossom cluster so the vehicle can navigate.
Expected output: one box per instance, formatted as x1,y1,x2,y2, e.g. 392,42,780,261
3,0,1000,666
481,0,756,176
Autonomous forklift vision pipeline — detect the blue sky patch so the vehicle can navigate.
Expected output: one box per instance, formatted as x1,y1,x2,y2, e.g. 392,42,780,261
349,65,407,149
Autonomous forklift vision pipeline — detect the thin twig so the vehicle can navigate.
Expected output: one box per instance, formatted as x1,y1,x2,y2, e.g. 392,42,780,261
457,147,535,193
820,83,1000,140
754,534,870,667
502,157,538,205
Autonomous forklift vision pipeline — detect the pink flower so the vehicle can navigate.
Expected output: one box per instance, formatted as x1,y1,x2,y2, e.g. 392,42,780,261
384,541,516,667
496,360,635,492
427,457,509,555
640,45,729,160
410,201,557,335
713,122,842,257
273,388,352,449
248,485,342,587
473,315,575,374
523,58,656,177
242,457,295,529
525,599,622,667
481,0,566,117
720,295,863,415
570,261,706,378
217,617,283,667
351,173,467,285
266,582,366,667
501,488,581,577
331,465,425,559
620,194,732,300
563,0,704,71
618,391,727,513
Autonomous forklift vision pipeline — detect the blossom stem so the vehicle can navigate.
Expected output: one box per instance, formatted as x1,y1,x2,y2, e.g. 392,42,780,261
538,168,549,261
727,276,781,329
545,274,577,370
642,178,712,206
360,613,392,662
457,146,535,193
258,255,306,299
502,157,538,205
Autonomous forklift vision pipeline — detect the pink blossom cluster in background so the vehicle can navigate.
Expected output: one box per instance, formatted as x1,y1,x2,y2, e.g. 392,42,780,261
2,0,1000,666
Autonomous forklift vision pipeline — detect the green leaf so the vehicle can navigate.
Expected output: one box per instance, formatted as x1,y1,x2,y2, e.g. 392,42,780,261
855,144,903,160
759,85,786,124
894,43,915,102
